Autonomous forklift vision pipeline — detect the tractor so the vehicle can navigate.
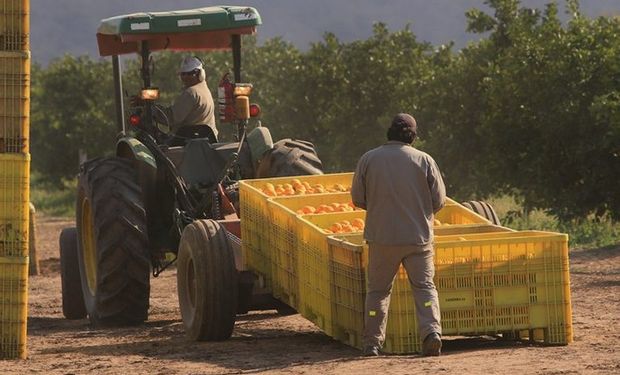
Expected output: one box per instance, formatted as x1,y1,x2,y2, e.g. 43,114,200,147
58,6,322,341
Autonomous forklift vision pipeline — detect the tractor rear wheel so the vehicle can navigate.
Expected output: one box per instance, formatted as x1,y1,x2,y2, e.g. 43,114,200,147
59,227,87,320
256,138,323,177
76,157,150,325
461,201,501,226
177,219,238,341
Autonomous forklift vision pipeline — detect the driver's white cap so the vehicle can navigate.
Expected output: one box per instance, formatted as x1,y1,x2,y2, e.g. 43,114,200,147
178,56,203,73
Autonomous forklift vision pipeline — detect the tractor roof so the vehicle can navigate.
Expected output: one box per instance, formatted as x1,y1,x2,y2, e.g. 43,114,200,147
96,6,262,56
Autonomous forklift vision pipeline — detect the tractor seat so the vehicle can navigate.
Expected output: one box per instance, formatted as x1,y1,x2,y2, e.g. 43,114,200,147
168,125,217,147
178,139,227,189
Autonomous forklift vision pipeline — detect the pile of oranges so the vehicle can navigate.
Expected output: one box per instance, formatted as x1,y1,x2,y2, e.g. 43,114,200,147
296,202,358,214
323,218,365,234
261,179,350,197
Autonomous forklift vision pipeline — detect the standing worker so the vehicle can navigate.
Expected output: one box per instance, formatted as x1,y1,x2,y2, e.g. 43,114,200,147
156,56,217,144
351,113,446,357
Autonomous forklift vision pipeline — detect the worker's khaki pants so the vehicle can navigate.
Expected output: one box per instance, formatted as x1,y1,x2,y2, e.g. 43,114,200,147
363,242,441,347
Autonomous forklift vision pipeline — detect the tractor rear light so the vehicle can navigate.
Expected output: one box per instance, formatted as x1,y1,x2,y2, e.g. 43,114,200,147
249,104,261,117
129,114,141,126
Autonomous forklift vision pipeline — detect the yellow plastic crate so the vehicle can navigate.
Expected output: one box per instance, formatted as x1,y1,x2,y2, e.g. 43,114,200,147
431,231,572,344
327,230,572,353
435,204,491,225
0,0,29,51
268,192,357,309
0,255,28,359
296,211,365,335
0,154,29,257
325,233,423,352
294,203,497,337
239,173,353,291
435,223,513,236
327,234,366,348
0,51,29,152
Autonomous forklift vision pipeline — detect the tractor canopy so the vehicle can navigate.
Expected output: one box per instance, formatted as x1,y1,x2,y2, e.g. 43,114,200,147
96,6,262,56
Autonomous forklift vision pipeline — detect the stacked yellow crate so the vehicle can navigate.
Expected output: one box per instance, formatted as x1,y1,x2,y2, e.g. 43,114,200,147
0,0,29,359
239,173,352,294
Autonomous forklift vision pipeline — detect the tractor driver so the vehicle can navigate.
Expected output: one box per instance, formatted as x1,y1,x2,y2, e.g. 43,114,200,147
156,56,218,145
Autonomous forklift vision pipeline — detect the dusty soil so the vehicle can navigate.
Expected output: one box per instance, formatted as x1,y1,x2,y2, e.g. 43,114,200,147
4,215,620,374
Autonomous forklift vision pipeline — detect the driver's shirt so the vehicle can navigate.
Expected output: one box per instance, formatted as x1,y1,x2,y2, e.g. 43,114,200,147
169,80,217,138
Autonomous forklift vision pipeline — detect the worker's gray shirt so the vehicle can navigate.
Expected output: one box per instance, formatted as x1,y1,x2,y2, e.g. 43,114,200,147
168,81,217,137
351,141,446,246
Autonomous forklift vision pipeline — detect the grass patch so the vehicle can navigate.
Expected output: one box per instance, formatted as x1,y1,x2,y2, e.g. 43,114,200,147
486,195,620,249
30,175,76,218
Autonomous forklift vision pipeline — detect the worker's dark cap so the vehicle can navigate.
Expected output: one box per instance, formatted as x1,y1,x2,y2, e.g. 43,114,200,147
390,113,417,134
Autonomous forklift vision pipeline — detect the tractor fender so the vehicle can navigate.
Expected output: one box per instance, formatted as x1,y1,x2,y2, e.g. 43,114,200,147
116,137,170,251
116,137,157,170
246,127,273,165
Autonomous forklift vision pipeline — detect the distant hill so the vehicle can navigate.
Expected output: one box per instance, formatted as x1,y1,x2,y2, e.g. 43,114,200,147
30,0,620,64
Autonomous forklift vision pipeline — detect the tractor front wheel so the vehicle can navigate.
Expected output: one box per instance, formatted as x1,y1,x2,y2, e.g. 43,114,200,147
177,219,238,341
76,157,150,325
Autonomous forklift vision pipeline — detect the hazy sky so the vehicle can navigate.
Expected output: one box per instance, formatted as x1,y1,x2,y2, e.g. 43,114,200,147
31,0,620,63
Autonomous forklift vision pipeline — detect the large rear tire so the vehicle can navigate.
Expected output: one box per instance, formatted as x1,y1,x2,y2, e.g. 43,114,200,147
76,157,150,325
461,201,501,226
177,219,238,341
256,138,323,177
60,227,87,320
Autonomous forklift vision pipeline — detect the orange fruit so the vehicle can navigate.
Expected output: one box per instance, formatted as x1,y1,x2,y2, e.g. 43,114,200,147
316,204,329,214
302,205,316,214
341,224,355,233
329,222,343,233
351,218,365,229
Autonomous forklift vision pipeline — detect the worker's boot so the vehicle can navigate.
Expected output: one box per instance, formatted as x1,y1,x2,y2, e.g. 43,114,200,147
362,345,380,357
422,332,442,356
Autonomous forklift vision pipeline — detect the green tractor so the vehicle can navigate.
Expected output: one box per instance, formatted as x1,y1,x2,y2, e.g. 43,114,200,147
59,6,322,340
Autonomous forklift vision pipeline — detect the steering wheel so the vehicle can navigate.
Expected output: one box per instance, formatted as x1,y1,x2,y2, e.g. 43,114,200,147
151,104,177,143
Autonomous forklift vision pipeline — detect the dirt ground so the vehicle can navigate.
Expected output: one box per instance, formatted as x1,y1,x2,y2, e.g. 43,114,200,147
4,215,619,374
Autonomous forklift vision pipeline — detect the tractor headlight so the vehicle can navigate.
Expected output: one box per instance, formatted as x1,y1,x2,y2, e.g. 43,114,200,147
140,88,160,100
234,83,253,96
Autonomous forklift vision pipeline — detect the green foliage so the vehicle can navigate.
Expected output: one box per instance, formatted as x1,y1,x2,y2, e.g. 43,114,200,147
30,55,118,186
29,0,620,227
30,173,76,218
489,195,620,249
423,0,620,222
